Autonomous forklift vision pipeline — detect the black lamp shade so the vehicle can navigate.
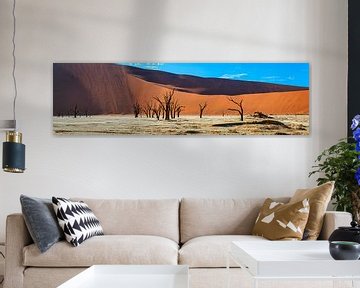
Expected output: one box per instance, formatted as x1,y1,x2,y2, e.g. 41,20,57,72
3,141,25,173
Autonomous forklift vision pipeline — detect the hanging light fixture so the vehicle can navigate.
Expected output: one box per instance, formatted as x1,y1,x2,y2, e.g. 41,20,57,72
1,0,25,173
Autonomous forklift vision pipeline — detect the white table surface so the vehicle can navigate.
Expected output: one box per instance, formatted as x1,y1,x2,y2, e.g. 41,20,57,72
58,265,189,288
231,240,360,278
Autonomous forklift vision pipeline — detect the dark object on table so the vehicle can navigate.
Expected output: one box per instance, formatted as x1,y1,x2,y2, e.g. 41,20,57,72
328,221,360,244
329,241,360,260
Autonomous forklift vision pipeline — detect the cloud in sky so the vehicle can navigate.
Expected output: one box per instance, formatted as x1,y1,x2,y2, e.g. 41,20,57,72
122,63,164,70
261,75,292,83
262,76,281,79
119,63,309,87
220,73,248,79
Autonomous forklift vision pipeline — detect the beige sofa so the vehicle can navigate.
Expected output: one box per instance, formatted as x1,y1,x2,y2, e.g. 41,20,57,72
4,198,352,288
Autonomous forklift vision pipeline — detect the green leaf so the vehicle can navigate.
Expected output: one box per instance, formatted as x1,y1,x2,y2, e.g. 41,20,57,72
309,139,360,216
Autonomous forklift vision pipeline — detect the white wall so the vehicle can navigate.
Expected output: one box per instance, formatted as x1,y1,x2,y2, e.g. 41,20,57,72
0,0,347,242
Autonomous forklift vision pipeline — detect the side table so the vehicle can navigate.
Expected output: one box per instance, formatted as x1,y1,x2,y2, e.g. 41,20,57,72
228,240,360,288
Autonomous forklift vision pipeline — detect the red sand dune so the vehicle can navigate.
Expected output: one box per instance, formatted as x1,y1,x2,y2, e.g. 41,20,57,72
53,63,309,116
53,64,133,115
127,74,309,115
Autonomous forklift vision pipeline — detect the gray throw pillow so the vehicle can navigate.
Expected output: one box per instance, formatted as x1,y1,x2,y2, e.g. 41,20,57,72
20,195,64,253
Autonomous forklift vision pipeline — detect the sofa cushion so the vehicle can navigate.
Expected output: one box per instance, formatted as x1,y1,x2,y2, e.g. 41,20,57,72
23,235,178,267
180,198,289,243
20,195,64,253
252,198,310,240
52,197,104,247
290,181,334,240
72,198,179,243
179,235,267,268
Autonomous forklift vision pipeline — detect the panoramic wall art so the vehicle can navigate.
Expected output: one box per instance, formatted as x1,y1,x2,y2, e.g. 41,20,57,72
53,63,309,135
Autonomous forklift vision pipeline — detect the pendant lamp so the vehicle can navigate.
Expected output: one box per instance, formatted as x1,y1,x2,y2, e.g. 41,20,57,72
1,0,25,173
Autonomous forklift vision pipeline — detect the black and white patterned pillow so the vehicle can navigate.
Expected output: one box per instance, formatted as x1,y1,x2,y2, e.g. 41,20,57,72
52,197,104,247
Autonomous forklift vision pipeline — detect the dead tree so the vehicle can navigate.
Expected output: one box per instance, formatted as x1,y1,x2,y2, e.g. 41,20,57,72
253,111,273,119
143,101,154,118
227,97,244,121
153,104,163,120
176,106,184,118
199,102,207,118
133,101,141,118
73,104,79,118
170,100,177,119
171,99,183,119
153,89,175,120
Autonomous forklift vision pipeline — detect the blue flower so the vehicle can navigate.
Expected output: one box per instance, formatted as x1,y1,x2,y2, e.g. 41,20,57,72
352,115,360,130
353,128,360,142
356,168,360,186
351,115,360,186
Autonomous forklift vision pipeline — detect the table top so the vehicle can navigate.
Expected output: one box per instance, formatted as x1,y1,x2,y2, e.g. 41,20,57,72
58,265,189,288
231,240,360,278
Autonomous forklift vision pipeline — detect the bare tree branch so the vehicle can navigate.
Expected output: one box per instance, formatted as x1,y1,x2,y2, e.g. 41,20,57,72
133,101,141,118
152,103,163,120
153,89,176,120
199,102,207,118
143,101,154,118
227,97,244,121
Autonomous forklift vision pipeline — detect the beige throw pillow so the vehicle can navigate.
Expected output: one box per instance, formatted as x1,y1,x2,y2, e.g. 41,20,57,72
252,198,310,240
289,181,334,240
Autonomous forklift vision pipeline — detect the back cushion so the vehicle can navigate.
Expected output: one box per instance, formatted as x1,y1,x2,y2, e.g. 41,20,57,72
72,198,179,243
180,198,289,243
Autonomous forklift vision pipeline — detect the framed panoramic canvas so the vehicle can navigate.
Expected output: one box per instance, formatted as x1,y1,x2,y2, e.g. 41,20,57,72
53,63,309,135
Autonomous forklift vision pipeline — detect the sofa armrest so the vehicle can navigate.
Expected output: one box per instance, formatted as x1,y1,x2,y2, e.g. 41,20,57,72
318,211,352,240
4,213,32,288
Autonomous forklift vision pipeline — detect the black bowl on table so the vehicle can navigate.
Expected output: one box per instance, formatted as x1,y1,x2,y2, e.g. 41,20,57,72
329,241,360,260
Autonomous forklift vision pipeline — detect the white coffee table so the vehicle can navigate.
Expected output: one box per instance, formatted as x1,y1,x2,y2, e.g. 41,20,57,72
228,241,360,287
58,265,189,288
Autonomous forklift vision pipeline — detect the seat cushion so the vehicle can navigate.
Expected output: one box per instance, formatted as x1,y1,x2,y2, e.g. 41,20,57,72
179,235,267,268
72,198,179,243
180,198,289,243
23,235,178,267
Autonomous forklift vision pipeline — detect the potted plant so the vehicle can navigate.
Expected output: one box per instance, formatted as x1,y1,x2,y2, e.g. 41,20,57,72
309,115,360,222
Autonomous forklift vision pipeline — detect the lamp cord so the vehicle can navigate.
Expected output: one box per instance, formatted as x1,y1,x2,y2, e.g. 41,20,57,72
12,0,17,128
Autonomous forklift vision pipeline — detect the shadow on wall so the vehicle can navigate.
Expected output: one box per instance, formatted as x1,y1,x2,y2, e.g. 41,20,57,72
125,0,341,59
1,0,343,71
127,0,169,59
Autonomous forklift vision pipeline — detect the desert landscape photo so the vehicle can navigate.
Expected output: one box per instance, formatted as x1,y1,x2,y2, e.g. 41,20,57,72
53,63,309,135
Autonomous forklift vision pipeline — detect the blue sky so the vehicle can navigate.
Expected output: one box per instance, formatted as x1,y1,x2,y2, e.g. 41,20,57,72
121,63,309,88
